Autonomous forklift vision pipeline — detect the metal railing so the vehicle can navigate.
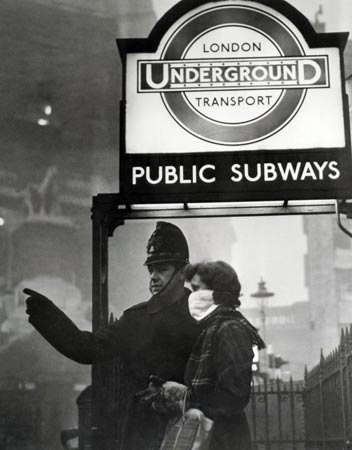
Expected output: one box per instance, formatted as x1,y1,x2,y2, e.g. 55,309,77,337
304,326,352,450
246,379,305,450
82,374,307,450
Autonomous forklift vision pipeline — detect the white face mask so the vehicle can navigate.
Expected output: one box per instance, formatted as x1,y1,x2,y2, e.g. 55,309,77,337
188,290,219,321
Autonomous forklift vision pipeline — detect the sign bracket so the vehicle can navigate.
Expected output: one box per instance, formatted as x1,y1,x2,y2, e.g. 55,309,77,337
92,193,352,222
336,199,352,238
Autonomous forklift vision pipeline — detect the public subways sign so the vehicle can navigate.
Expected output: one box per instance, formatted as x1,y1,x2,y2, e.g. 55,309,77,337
117,0,352,203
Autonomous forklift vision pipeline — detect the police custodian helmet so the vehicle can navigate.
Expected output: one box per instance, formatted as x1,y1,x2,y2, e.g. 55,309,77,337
144,221,189,266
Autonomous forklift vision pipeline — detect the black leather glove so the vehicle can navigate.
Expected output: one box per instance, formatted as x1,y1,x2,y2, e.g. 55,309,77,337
23,288,52,315
23,288,94,364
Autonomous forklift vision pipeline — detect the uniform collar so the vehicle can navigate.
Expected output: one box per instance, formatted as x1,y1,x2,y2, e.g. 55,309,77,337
148,284,189,314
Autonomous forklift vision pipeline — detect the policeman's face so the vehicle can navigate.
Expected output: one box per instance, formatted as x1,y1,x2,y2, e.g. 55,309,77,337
190,273,209,292
148,263,179,295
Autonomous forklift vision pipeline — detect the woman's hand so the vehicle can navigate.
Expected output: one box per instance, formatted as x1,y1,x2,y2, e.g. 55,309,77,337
136,375,187,416
152,381,187,416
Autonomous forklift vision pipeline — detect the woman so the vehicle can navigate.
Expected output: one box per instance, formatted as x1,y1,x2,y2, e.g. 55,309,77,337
151,261,265,450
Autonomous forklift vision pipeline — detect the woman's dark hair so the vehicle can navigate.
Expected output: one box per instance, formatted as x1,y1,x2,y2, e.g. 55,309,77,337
185,260,241,299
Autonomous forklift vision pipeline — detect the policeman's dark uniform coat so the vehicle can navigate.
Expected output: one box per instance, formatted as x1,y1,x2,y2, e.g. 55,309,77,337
26,222,200,450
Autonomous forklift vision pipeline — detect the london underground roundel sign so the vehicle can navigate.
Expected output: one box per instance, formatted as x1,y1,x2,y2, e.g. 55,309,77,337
118,0,351,203
140,5,310,146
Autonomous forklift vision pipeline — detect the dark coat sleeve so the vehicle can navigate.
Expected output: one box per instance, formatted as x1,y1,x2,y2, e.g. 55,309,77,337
202,321,254,419
28,299,128,364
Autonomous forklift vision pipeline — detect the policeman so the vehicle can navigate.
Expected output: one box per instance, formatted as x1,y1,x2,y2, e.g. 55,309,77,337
24,221,200,450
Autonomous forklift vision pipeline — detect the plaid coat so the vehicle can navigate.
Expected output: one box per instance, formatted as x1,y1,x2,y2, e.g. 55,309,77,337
184,306,261,450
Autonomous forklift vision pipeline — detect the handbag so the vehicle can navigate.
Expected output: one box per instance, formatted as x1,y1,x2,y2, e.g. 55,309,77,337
159,391,214,450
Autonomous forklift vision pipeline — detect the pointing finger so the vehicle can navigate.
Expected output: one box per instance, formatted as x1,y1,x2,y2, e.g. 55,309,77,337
23,288,46,298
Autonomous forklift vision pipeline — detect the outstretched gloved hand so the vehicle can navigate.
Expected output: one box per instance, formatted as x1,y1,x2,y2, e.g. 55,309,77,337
23,288,52,315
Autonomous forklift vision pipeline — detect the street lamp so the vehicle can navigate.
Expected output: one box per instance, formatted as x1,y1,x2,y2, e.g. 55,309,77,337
251,279,274,342
251,278,274,376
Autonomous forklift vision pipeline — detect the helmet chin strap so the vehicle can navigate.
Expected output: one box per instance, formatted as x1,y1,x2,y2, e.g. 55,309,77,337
150,267,180,296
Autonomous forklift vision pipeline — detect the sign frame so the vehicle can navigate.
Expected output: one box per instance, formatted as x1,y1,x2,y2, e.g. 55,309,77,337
117,0,352,205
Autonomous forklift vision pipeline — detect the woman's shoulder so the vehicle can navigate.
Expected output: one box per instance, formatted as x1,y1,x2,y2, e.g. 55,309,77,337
215,311,253,338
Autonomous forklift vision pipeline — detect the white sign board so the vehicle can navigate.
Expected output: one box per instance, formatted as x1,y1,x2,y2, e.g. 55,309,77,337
125,1,345,153
118,0,351,203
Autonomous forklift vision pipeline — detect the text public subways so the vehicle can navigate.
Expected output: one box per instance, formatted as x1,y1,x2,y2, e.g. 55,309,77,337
131,161,340,186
